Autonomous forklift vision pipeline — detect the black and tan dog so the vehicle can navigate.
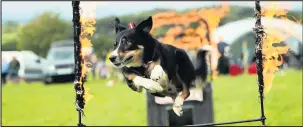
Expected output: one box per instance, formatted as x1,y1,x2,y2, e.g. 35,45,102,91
109,16,206,116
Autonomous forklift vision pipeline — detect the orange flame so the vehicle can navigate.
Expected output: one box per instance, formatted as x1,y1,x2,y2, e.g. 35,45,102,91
79,2,97,104
151,2,229,79
261,2,301,94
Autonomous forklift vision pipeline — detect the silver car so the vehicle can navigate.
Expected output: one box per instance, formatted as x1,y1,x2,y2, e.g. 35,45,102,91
43,40,75,84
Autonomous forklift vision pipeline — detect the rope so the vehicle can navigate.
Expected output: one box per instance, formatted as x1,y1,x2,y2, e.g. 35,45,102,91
253,1,266,126
72,1,86,126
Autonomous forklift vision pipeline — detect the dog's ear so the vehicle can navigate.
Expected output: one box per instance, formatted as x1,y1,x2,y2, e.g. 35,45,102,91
136,16,153,33
114,17,126,34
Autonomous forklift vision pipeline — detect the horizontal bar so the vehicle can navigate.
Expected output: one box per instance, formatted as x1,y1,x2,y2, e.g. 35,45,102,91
186,118,262,126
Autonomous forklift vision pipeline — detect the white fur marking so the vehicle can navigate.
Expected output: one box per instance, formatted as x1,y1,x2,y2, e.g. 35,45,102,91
138,45,144,49
111,43,120,57
150,65,168,90
174,96,184,106
133,76,164,93
110,42,122,68
173,96,184,116
111,36,123,58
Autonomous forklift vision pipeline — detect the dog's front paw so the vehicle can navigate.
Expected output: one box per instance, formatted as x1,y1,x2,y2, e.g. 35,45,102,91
144,80,164,93
133,76,163,93
150,65,168,87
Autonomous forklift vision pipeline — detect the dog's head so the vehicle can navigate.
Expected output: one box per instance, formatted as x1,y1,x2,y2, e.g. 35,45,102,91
109,16,153,68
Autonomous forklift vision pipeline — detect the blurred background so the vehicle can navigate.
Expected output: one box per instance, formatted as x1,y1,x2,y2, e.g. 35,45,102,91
1,1,302,126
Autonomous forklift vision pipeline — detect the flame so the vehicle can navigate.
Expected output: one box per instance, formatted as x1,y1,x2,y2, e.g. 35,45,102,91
79,2,97,104
261,2,301,94
84,87,94,104
151,2,229,79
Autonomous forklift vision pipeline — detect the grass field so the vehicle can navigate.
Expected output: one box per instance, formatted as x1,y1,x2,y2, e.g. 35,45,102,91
2,69,302,126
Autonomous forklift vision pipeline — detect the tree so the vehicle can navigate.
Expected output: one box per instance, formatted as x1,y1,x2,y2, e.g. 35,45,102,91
92,34,114,59
2,20,20,33
17,12,72,57
2,21,20,51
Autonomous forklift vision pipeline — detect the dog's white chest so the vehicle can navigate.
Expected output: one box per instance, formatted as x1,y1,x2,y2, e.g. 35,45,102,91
150,65,169,90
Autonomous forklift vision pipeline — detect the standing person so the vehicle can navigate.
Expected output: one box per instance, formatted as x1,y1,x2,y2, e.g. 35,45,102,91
8,56,21,84
1,59,10,85
242,41,249,73
216,36,230,75
98,60,108,79
217,36,229,56
90,52,98,80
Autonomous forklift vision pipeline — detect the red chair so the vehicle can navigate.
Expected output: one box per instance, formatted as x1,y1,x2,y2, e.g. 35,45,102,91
248,62,257,75
229,64,243,76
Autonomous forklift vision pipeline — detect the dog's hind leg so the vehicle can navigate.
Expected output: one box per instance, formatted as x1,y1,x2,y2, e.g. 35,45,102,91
172,73,190,117
172,49,196,116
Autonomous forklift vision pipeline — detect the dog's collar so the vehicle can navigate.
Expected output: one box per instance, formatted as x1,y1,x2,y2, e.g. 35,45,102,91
128,22,136,29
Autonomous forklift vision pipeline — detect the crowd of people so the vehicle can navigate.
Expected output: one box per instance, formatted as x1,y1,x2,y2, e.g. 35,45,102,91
216,38,259,76
3,38,297,85
215,38,299,77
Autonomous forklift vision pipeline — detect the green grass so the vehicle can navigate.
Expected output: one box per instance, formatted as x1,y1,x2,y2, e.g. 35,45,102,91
2,69,302,126
212,69,302,126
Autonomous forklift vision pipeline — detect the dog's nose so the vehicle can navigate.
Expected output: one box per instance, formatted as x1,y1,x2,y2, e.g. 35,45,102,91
109,55,117,62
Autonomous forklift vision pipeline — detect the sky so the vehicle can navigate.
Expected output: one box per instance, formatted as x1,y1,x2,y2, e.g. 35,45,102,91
2,1,302,23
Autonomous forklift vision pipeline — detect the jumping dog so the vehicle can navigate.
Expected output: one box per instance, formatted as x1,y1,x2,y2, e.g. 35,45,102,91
109,16,208,116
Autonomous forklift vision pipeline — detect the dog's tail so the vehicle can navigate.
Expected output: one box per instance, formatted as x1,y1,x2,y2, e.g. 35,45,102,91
194,45,212,88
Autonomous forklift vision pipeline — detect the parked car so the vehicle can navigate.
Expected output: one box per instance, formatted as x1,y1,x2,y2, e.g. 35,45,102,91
43,40,95,84
43,40,75,84
2,50,46,83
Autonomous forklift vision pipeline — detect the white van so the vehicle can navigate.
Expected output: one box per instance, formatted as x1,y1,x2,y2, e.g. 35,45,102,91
2,50,46,82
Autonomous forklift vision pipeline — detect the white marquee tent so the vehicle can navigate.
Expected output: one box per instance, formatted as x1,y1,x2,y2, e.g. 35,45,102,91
213,17,302,54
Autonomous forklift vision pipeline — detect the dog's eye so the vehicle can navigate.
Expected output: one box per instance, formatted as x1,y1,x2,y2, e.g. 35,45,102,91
126,41,132,46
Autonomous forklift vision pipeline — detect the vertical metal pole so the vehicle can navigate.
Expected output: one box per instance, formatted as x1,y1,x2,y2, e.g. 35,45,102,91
72,1,86,126
253,1,266,126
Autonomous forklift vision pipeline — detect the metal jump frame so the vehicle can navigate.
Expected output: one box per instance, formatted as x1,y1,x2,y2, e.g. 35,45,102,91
72,1,266,126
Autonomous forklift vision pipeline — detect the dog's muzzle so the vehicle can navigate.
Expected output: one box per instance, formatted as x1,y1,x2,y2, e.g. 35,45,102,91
109,55,122,67
109,55,117,62
109,54,134,67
